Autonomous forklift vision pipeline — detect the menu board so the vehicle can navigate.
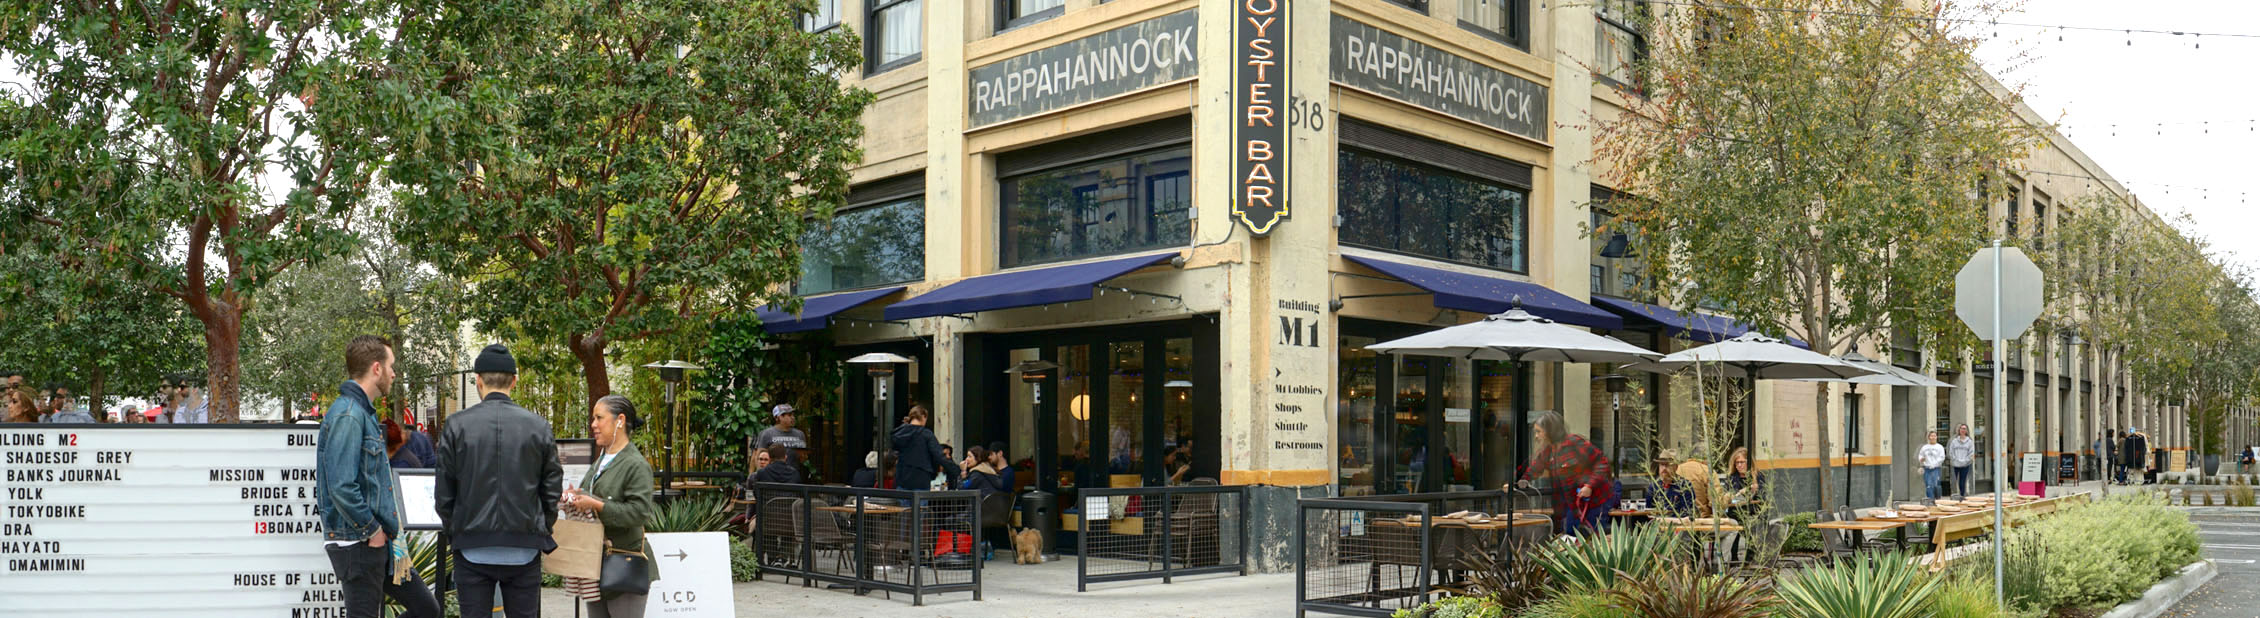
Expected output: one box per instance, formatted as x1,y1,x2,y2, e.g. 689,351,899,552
0,425,340,617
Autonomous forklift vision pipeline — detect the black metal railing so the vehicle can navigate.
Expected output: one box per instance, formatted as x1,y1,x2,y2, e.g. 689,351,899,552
1295,490,1562,617
1074,485,1250,591
749,483,983,606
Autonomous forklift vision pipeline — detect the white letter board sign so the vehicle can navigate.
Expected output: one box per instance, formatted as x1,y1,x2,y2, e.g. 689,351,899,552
0,425,343,617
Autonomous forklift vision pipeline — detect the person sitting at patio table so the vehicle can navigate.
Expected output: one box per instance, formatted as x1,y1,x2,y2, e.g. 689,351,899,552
1507,411,1614,535
1722,447,1766,523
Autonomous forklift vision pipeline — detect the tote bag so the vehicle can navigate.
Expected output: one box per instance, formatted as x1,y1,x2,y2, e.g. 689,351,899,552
543,514,606,579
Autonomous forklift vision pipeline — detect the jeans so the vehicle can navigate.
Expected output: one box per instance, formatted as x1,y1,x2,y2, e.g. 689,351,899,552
455,553,542,618
588,594,648,618
1952,465,1973,496
1923,467,1943,499
323,542,440,618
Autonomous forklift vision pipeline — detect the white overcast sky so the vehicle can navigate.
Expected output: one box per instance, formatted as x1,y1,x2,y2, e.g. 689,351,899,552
1972,0,2260,279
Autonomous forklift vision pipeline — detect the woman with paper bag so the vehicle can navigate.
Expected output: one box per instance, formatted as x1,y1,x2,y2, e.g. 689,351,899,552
559,395,661,617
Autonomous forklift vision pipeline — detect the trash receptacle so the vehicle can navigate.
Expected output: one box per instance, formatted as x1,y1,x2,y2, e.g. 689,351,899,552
1018,490,1054,555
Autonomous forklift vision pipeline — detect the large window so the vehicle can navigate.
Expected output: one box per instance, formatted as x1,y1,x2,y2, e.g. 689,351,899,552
1589,186,1642,298
1594,0,1647,87
800,197,926,294
868,0,922,74
803,0,840,33
1339,148,1529,273
999,147,1192,268
997,0,1066,31
1460,0,1529,48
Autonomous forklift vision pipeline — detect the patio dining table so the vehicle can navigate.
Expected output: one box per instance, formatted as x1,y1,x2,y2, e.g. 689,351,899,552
1811,519,1909,549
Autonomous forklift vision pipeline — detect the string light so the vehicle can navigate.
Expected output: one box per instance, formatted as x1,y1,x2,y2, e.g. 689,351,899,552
1635,1,2260,42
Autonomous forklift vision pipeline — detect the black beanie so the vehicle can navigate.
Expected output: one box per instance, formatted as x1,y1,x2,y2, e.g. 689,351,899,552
472,344,517,375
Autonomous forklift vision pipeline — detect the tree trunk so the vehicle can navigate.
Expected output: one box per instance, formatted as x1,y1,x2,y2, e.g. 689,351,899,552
86,365,107,423
202,307,244,423
570,333,611,403
1816,380,1835,511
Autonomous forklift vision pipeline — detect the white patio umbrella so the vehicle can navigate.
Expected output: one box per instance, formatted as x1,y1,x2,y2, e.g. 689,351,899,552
1791,351,1954,509
1367,308,1662,501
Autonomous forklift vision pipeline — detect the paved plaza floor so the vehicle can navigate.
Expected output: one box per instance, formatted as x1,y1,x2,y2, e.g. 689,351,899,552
536,556,1299,618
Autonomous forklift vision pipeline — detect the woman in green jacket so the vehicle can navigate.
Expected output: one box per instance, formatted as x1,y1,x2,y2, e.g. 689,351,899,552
563,394,659,617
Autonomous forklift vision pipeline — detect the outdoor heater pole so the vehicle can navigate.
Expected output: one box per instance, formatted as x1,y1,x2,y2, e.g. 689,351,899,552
1992,239,2007,608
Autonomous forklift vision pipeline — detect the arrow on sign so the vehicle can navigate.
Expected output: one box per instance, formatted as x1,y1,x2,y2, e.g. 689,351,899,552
668,549,689,562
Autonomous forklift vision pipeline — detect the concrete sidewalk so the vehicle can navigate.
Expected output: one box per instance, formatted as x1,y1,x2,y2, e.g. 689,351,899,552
535,557,1298,618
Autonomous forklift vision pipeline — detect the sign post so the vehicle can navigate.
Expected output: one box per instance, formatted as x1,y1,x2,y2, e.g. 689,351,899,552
1955,240,2045,610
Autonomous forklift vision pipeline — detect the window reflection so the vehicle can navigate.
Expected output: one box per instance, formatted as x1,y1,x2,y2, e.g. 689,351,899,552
1000,147,1192,268
1338,148,1528,272
799,198,924,294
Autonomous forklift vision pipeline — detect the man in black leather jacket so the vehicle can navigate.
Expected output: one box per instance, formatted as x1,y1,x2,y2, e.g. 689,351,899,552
435,344,562,618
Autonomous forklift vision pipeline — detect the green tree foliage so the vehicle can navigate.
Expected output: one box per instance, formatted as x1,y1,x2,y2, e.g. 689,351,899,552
0,0,436,421
388,0,874,402
0,248,203,414
691,316,843,474
1591,0,2040,510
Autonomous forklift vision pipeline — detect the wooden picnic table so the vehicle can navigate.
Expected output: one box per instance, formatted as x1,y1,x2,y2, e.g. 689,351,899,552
1813,519,1909,549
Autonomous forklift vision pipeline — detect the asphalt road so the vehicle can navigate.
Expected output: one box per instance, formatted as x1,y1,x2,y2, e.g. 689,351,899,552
2166,508,2260,618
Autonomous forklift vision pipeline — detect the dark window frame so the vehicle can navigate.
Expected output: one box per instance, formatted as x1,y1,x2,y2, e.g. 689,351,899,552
995,0,1067,33
867,0,923,75
1338,146,1532,274
1593,0,1650,91
997,143,1194,269
1457,0,1531,50
797,177,928,295
802,0,842,34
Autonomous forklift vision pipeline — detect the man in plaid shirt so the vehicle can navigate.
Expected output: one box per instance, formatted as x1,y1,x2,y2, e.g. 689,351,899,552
1512,411,1614,535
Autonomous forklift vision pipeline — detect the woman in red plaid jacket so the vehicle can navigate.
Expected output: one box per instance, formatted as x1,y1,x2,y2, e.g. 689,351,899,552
1510,410,1614,535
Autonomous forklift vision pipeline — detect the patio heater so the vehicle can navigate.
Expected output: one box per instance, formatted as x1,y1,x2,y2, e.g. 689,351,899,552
847,352,914,455
1594,374,1630,466
640,360,703,481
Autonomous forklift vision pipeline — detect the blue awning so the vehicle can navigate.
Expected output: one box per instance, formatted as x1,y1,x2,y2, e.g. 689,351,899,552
883,252,1178,321
753,286,907,334
1342,254,1622,330
1590,296,1808,348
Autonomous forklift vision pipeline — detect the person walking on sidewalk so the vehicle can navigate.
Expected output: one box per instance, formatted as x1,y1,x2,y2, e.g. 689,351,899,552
436,344,563,618
315,335,441,618
1920,431,1947,500
1949,424,1976,497
562,394,659,618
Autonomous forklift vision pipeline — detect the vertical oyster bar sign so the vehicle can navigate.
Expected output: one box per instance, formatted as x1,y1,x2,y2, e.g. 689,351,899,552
1,426,339,617
1235,0,1289,235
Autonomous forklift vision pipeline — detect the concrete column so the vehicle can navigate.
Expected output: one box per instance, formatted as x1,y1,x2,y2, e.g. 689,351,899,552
1548,0,1595,439
925,0,968,441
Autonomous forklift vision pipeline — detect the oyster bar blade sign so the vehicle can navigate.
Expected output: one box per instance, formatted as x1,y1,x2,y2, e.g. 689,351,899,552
1235,0,1288,234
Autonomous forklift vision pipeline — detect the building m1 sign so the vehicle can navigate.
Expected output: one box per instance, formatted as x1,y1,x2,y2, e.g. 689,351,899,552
1234,0,1289,235
0,425,340,617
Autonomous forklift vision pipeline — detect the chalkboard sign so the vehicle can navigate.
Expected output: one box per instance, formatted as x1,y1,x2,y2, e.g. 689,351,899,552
2058,453,2077,482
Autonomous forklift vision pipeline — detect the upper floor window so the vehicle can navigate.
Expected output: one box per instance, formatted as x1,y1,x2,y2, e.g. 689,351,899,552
2003,185,2021,238
1589,186,1642,298
998,0,1066,32
804,0,841,33
1460,0,1529,48
1000,146,1192,268
1385,0,1429,15
800,195,927,294
1339,148,1529,273
869,0,923,74
1595,0,1647,87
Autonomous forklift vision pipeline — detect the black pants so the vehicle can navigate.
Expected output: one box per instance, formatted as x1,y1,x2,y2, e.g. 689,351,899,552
324,542,441,618
454,554,542,618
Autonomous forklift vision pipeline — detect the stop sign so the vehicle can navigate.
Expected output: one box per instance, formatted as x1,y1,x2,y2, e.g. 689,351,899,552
1955,246,2046,341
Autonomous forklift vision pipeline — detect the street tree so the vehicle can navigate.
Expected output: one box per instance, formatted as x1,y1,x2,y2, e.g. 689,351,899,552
389,0,873,401
1591,0,2040,510
0,0,438,421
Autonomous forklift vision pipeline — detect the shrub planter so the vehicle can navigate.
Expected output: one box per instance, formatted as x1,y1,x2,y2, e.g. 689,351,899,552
2096,560,2216,618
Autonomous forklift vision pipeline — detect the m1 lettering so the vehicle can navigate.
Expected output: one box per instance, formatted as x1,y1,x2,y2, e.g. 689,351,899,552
1278,316,1320,348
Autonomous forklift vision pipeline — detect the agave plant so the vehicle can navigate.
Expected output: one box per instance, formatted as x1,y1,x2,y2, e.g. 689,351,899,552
1531,524,1680,594
1606,564,1776,618
1775,551,1941,618
1457,541,1555,614
647,494,732,533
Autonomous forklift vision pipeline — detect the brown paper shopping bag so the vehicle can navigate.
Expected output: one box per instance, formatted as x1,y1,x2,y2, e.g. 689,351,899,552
543,518,605,579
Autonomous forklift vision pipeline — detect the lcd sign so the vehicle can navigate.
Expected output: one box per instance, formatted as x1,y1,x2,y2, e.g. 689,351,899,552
1330,16,1548,141
1234,0,1290,235
969,10,1199,128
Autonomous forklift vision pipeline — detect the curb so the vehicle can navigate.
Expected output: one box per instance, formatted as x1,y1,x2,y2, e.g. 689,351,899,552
2097,560,2217,618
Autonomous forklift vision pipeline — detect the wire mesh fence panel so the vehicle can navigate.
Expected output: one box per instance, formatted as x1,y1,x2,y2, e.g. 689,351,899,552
747,483,982,606
1074,485,1250,590
1296,499,1431,618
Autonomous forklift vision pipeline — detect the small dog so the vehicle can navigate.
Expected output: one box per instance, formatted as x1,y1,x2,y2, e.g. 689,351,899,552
1012,527,1045,564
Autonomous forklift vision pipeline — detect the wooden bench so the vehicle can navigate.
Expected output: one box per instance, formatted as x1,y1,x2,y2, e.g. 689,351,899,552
1926,510,1995,570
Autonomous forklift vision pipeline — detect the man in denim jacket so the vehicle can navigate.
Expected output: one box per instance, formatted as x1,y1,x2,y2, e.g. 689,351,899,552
316,335,438,617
